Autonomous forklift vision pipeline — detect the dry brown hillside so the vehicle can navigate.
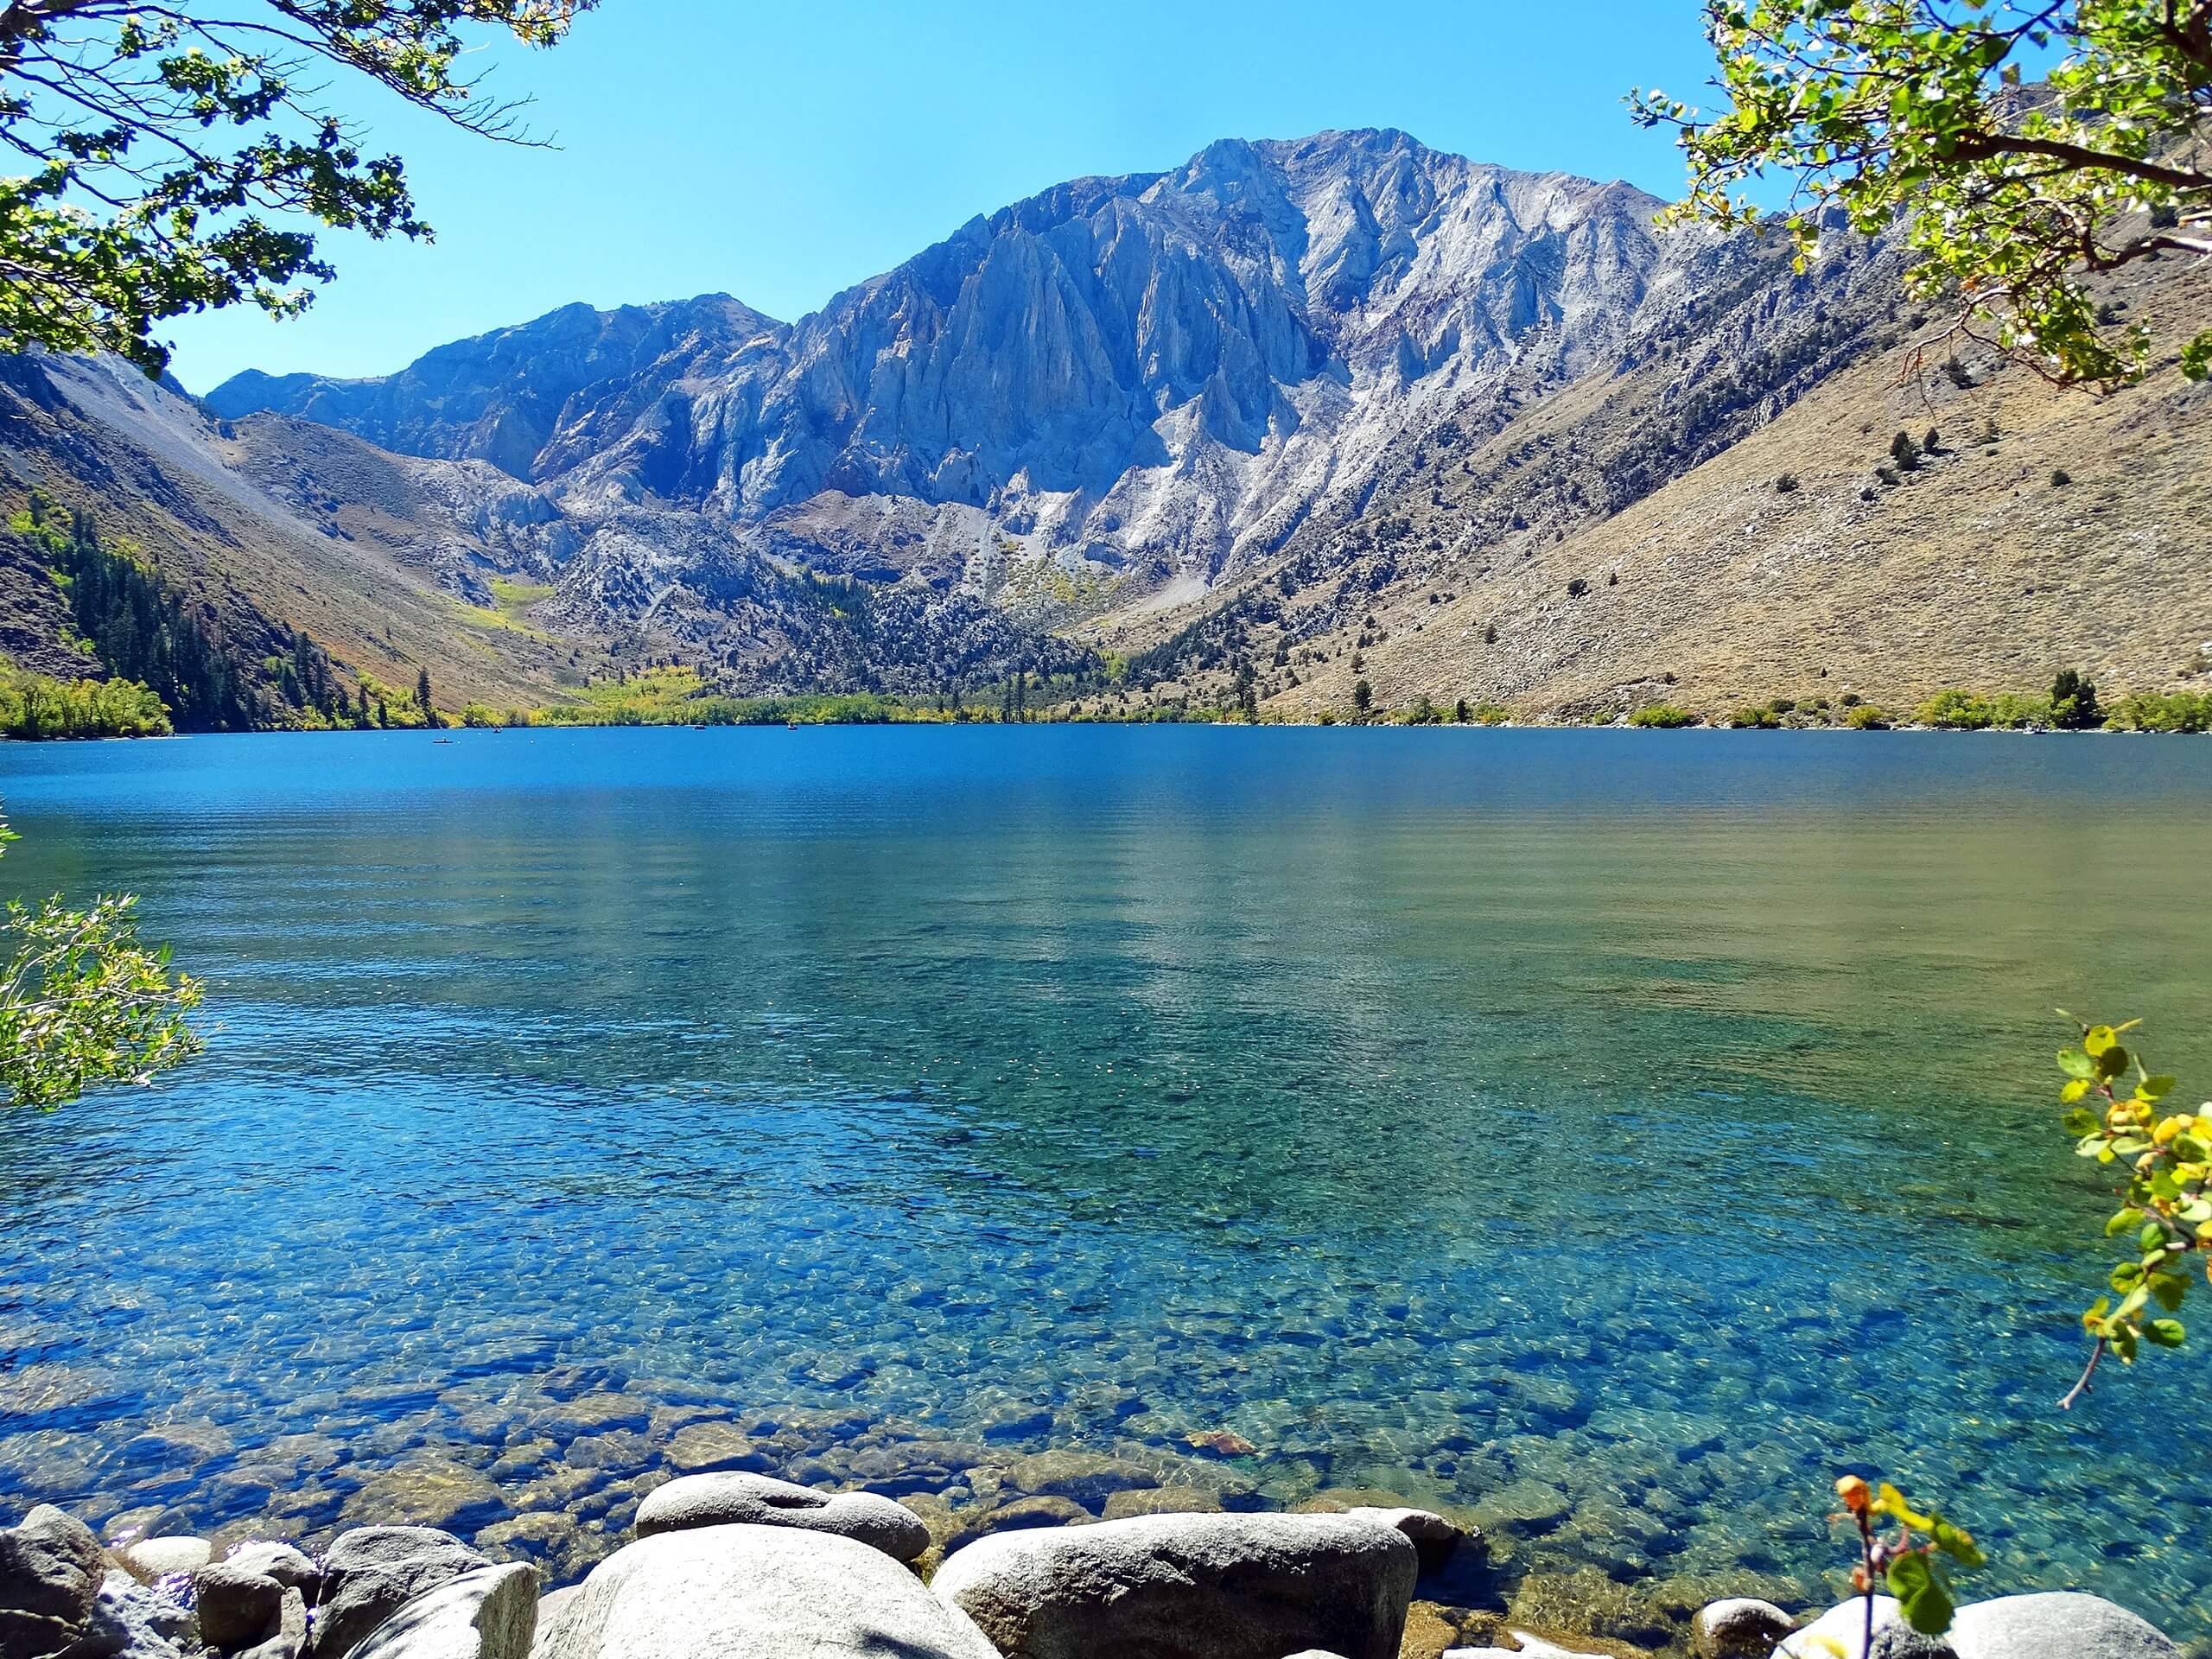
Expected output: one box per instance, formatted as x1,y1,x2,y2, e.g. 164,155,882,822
1253,261,2212,722
0,355,619,713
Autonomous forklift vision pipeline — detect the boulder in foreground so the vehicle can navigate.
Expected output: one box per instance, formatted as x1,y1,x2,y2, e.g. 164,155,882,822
633,1471,928,1562
0,1503,105,1659
1781,1592,2180,1659
311,1528,491,1659
534,1524,1000,1659
351,1563,536,1659
929,1510,1417,1659
1694,1597,1796,1658
1948,1592,2180,1659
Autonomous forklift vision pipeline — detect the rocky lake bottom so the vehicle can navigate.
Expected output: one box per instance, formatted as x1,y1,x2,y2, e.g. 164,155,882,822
1,726,2209,1654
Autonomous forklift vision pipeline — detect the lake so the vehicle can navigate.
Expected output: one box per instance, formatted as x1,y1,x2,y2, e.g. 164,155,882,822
1,726,2208,1646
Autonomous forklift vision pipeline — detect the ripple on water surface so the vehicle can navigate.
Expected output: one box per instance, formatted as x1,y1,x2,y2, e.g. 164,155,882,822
0,727,2208,1646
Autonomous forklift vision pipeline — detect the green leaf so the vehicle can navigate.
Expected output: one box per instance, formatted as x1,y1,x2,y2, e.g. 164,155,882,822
1887,1554,1956,1636
2063,1105,2100,1135
2060,1080,2092,1106
2150,1274,2187,1313
2058,1048,2094,1080
2145,1318,2186,1348
1930,1517,1985,1568
2139,1075,2177,1101
2095,1045,2132,1081
2106,1206,2145,1236
2084,1025,2119,1057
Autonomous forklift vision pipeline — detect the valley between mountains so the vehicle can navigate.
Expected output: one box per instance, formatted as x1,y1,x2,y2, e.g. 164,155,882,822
2,127,2206,725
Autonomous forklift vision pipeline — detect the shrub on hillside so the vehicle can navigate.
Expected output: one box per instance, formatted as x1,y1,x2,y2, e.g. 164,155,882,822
2104,690,2212,733
1845,703,1891,729
0,667,169,740
1629,703,1696,728
1916,690,1993,729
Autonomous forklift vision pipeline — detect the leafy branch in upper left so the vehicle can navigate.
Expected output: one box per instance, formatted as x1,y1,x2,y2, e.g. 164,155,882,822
0,0,594,374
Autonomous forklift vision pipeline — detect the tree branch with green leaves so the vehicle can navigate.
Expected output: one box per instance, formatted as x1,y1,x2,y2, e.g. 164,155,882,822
0,0,593,375
2052,1014,2209,1408
1630,2,2212,389
0,812,199,1108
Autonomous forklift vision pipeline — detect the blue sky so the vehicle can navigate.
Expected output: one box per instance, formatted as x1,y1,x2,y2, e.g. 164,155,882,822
161,1,1724,394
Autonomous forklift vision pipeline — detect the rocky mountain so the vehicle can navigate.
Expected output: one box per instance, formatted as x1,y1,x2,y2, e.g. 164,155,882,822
8,126,2206,715
207,131,1723,607
1,351,1081,714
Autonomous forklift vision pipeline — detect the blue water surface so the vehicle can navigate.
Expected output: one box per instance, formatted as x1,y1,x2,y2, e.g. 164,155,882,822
0,726,2207,1641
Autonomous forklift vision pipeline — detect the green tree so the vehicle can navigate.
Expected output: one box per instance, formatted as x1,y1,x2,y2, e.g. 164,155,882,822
2050,667,2102,728
0,812,199,1108
416,664,435,721
1632,2,2212,386
0,0,593,376
1352,677,1373,716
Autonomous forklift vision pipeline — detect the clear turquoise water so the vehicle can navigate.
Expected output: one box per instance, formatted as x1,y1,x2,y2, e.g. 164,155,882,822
0,727,2208,1642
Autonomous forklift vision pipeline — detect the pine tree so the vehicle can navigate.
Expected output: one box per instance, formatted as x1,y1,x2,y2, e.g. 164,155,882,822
416,666,435,721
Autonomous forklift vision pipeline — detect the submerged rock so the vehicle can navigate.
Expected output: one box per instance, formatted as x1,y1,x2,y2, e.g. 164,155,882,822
995,1450,1160,1510
350,1564,535,1659
632,1473,927,1562
1100,1488,1224,1522
658,1424,769,1477
942,1497,1093,1556
1444,1637,1609,1659
930,1511,1417,1659
533,1524,999,1659
337,1465,506,1535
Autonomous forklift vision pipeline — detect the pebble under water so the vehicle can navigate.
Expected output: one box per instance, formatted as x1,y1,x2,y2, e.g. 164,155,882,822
0,726,2208,1649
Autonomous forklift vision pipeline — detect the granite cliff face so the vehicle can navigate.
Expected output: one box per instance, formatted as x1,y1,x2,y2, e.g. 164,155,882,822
206,130,1707,605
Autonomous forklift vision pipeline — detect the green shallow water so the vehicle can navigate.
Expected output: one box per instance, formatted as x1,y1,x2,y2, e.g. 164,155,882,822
0,726,2207,1642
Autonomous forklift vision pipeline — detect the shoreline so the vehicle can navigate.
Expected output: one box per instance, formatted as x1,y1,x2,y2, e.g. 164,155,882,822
7,720,2210,745
24,1438,2194,1659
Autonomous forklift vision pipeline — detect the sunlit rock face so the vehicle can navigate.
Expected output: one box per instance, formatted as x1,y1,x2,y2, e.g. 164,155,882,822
206,130,1685,596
